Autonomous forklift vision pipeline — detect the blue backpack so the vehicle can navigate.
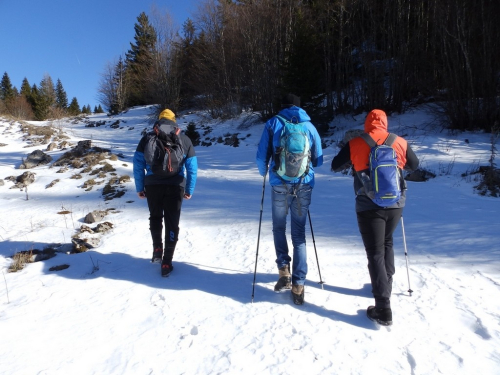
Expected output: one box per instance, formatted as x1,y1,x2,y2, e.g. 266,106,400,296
273,115,311,181
359,133,401,207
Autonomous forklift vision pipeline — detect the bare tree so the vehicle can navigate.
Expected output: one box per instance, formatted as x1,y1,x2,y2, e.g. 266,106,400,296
148,5,182,113
7,95,34,120
97,61,117,112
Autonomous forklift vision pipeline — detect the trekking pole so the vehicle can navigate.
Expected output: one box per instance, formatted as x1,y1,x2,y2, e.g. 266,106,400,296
307,210,325,289
251,173,267,303
401,216,413,296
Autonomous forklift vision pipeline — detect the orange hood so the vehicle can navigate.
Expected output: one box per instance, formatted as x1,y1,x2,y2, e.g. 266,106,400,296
364,109,388,133
349,108,408,171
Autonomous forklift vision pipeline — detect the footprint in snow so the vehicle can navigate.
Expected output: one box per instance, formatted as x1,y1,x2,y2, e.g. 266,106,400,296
151,293,166,308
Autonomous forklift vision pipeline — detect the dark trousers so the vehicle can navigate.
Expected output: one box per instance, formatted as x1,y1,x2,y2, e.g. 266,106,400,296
356,208,403,309
145,184,184,262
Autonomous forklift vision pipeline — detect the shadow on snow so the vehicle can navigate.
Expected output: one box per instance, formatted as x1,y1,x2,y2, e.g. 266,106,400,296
34,248,377,330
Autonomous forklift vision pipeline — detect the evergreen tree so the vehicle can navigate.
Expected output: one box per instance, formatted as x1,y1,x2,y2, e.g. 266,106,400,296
36,74,56,120
125,12,157,107
282,10,326,129
20,77,31,98
28,84,39,116
96,104,104,113
179,19,201,107
55,78,68,110
0,72,15,102
68,97,81,116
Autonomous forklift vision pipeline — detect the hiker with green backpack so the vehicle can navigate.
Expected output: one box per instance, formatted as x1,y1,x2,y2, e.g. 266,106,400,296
256,94,323,305
330,109,419,326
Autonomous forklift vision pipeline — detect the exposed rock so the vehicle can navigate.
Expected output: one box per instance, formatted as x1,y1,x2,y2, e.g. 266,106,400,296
20,149,53,169
79,225,95,233
45,179,60,189
84,210,107,223
341,129,364,147
405,168,436,182
59,140,71,149
46,142,57,151
17,248,57,262
95,221,113,234
11,171,36,189
77,140,92,150
72,237,100,252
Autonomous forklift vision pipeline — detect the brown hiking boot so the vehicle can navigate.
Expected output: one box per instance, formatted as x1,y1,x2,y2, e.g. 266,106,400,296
291,284,304,305
274,265,291,292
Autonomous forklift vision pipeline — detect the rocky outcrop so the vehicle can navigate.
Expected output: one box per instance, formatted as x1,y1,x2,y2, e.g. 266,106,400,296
20,149,52,169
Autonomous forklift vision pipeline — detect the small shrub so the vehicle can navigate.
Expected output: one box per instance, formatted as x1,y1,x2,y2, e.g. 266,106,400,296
8,251,32,273
101,162,116,172
185,122,200,146
82,179,96,188
71,159,83,168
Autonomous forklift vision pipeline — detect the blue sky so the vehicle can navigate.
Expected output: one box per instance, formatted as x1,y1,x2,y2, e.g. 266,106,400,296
0,0,198,110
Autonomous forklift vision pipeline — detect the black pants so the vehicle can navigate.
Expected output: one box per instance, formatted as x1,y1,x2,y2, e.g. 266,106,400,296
145,184,184,262
356,207,403,309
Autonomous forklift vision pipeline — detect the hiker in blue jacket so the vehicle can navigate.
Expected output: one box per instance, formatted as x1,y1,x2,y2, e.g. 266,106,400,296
256,94,323,305
133,109,198,277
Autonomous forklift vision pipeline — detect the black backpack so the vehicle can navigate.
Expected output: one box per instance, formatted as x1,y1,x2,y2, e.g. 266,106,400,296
144,123,184,177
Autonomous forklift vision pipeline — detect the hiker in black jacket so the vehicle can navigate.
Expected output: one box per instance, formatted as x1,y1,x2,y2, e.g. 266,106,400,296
331,109,419,326
133,109,198,277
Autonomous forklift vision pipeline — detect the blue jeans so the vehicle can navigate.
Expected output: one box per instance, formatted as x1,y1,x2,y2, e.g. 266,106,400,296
271,184,312,285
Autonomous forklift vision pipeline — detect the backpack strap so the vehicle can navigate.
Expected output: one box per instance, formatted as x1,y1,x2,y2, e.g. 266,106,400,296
361,132,397,147
360,132,377,148
384,133,397,146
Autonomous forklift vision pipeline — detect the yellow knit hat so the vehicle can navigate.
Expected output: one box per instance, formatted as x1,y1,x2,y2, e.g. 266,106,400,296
158,109,176,122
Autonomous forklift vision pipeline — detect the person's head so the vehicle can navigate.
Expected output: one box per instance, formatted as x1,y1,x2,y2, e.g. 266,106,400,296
364,109,388,132
154,108,177,135
281,93,300,108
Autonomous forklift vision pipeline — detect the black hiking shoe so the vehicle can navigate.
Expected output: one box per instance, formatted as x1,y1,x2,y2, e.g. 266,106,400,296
367,306,393,326
161,263,174,277
151,247,163,263
274,265,292,292
291,284,304,305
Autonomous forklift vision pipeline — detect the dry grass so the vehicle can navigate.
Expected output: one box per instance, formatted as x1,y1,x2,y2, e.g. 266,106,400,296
21,124,57,137
8,251,32,273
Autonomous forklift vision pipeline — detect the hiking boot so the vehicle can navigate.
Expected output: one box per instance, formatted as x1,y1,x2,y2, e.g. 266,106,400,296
367,306,392,326
151,247,163,263
161,263,174,277
274,265,291,292
291,284,304,305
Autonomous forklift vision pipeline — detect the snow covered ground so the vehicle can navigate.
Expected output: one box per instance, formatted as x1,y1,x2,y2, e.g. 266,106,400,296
0,106,499,374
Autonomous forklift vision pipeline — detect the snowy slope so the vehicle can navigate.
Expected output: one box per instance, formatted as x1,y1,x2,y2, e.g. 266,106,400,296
0,106,499,375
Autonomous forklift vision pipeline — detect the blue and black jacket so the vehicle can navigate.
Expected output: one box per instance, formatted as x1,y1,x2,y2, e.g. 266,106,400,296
256,106,323,187
133,125,197,196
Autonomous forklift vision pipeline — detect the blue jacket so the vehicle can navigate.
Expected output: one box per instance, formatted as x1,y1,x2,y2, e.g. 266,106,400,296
133,132,197,196
256,106,323,187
